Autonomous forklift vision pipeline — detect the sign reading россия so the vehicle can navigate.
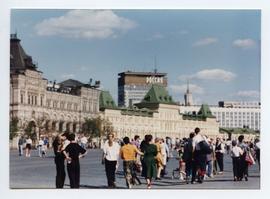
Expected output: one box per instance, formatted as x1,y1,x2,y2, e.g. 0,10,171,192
146,76,164,84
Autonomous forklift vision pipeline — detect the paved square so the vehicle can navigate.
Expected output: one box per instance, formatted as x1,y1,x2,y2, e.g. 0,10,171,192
10,149,260,189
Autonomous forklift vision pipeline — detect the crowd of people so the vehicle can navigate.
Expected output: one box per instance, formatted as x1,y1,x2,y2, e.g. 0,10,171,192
17,128,260,189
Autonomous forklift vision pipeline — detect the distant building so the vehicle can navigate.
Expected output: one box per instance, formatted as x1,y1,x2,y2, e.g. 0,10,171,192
118,71,167,107
100,84,220,140
10,34,101,141
180,101,261,131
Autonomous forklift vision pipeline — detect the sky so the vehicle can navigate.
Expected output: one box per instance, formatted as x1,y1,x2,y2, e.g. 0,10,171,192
10,9,261,105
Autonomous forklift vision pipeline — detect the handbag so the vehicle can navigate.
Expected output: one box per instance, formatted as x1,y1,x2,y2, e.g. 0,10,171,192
245,152,255,166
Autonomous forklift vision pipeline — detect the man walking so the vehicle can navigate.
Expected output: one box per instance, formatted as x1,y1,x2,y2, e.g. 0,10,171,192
120,137,143,188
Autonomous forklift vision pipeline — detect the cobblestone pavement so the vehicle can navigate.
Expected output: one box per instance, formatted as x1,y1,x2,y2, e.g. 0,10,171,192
10,149,260,189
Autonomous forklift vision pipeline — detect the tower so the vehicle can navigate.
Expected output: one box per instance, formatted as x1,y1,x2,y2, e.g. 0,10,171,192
184,80,193,106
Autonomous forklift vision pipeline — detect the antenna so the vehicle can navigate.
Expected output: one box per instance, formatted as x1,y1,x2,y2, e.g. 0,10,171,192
154,55,157,73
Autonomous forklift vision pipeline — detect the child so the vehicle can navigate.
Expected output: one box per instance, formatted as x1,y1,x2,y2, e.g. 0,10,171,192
231,140,243,181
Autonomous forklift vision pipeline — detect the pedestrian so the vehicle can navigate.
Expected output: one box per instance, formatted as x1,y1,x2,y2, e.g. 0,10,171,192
191,127,208,183
53,135,66,188
140,135,148,179
131,135,140,149
160,138,169,177
183,132,194,184
18,136,24,156
215,137,225,174
206,138,215,178
63,133,87,188
254,138,260,168
231,140,243,181
155,138,164,180
102,133,120,188
80,134,88,150
25,136,32,157
238,135,249,181
41,138,47,158
38,138,44,157
120,136,143,188
142,134,157,189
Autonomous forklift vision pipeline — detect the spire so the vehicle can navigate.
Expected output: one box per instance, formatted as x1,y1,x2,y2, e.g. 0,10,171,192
186,79,190,93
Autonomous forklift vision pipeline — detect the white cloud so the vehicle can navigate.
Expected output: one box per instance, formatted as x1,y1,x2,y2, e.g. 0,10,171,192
179,69,236,82
192,37,218,47
233,39,256,49
170,84,204,94
35,10,137,39
146,32,164,41
60,73,75,79
236,90,260,98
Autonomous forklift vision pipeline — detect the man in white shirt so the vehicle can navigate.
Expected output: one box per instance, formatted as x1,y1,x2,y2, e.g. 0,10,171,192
102,133,120,188
191,127,207,184
215,137,225,174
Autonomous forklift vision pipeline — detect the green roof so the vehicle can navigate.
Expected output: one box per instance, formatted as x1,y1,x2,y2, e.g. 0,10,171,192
197,104,215,118
120,107,155,117
99,91,117,110
140,84,176,105
182,104,215,121
219,127,260,135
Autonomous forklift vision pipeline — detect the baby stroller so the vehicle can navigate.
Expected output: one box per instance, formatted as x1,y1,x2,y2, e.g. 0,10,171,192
172,157,186,180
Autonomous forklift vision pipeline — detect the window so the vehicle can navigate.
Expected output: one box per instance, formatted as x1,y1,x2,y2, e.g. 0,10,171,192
20,94,24,104
40,96,43,106
28,95,31,104
35,96,37,105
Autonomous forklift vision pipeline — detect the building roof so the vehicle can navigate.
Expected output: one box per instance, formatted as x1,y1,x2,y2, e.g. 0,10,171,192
138,84,176,105
182,104,216,121
59,79,84,88
197,104,215,118
118,71,167,76
99,91,118,110
219,127,260,135
10,34,37,72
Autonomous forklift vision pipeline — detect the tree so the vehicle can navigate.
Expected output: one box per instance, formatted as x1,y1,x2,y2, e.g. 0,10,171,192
82,117,100,138
24,121,37,140
82,116,113,139
10,117,19,140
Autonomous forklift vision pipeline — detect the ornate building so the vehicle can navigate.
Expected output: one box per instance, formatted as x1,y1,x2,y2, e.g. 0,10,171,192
10,34,101,142
100,84,220,140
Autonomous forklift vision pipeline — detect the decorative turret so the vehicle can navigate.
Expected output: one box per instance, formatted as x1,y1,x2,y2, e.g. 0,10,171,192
10,33,37,73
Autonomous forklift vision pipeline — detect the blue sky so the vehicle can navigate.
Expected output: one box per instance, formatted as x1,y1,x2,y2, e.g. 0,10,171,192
11,9,261,105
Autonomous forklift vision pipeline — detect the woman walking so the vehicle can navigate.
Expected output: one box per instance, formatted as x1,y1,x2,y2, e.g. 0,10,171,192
142,134,157,189
25,136,32,157
52,135,66,188
155,138,164,180
102,133,120,188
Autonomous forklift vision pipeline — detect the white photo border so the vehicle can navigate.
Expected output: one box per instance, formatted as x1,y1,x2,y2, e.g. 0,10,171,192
0,0,269,199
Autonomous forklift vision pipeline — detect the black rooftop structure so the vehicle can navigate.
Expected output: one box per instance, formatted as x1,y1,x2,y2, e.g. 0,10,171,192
10,33,37,72
59,79,84,88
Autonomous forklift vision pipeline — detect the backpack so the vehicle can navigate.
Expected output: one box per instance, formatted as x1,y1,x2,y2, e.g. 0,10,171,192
199,140,212,154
